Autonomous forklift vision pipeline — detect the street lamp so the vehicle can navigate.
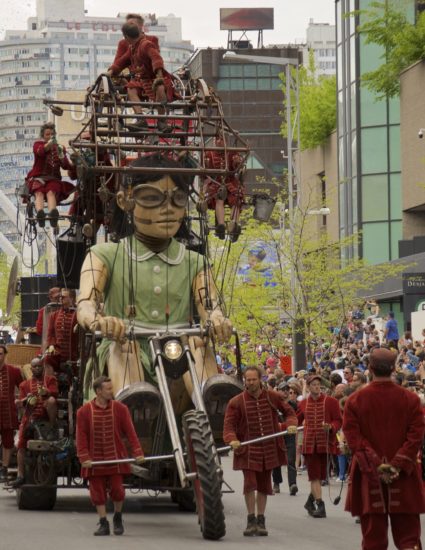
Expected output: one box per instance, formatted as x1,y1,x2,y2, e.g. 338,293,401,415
222,50,307,372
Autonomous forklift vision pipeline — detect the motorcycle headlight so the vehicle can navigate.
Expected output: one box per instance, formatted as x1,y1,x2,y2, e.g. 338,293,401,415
163,340,183,361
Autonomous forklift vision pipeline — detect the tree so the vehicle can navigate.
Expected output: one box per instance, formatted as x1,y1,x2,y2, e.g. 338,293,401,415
280,51,337,150
209,189,407,363
0,253,20,326
353,1,425,99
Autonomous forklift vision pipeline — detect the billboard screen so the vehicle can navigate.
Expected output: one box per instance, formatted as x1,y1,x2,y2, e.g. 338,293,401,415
220,8,274,31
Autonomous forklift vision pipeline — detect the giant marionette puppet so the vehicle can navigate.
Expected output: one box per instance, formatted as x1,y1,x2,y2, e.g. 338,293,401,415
77,154,239,421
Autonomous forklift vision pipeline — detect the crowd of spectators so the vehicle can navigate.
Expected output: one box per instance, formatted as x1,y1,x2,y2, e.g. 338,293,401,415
216,303,425,491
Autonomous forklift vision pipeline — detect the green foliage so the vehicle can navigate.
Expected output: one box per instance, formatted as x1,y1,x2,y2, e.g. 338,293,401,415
280,52,337,151
0,253,20,325
353,1,425,99
209,195,407,360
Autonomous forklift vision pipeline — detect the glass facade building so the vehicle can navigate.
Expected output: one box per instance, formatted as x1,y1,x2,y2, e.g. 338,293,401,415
336,0,414,263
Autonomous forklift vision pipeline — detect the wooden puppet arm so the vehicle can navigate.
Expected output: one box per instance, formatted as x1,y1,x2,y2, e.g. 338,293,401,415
193,269,232,343
77,253,125,341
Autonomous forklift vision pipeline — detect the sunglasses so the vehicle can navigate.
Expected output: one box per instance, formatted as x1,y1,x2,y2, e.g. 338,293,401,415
133,185,188,209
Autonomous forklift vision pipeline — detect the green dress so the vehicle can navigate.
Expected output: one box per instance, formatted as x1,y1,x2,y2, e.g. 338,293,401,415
84,236,204,396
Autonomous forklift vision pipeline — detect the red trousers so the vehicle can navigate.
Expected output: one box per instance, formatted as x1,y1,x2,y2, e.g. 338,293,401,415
0,428,14,449
304,453,328,481
88,475,125,506
242,469,273,495
360,513,422,550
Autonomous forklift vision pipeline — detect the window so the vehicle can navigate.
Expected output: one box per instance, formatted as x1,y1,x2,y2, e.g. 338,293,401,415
390,174,402,220
361,127,388,174
219,65,231,77
362,174,388,222
359,34,382,74
243,64,256,77
360,87,386,127
389,126,400,172
257,65,270,77
362,222,389,263
390,221,402,260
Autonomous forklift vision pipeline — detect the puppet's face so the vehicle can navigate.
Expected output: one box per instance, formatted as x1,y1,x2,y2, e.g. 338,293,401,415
130,176,187,239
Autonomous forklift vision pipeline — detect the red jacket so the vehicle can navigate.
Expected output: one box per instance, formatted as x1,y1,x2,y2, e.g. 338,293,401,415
110,35,164,81
47,308,78,362
26,141,72,181
112,34,160,68
223,389,297,472
0,364,23,429
343,381,425,515
19,375,58,420
297,393,342,454
76,399,143,477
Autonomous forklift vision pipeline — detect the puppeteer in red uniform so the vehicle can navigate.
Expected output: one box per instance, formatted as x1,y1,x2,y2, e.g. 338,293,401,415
25,122,75,227
297,375,342,518
76,376,144,536
46,289,78,373
109,24,175,103
343,347,425,550
0,345,23,482
12,358,58,488
223,366,297,536
203,136,245,241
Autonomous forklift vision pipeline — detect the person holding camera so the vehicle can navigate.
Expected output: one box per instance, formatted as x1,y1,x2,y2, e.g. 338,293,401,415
11,357,58,488
25,122,75,228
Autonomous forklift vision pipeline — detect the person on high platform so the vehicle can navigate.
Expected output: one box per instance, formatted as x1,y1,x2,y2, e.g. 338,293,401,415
25,122,75,228
12,357,58,488
107,23,174,133
45,288,78,375
343,347,425,550
112,13,158,67
223,365,298,537
203,135,244,242
76,376,145,536
0,345,23,483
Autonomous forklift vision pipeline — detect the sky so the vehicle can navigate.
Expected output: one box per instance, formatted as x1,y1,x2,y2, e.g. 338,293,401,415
0,0,335,48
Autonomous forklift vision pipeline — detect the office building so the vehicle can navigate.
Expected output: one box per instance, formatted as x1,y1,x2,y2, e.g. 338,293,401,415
306,19,336,76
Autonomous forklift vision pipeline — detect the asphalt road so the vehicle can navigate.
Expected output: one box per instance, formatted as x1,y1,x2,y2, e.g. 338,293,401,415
0,456,421,549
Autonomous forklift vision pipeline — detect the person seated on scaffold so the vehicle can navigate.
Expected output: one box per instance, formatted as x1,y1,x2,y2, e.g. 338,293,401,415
107,22,176,133
25,122,75,228
203,135,245,242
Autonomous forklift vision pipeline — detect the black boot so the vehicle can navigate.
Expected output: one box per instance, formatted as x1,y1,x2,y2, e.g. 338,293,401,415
36,209,46,228
0,467,8,483
127,118,148,132
243,514,257,536
256,514,268,536
215,224,226,239
49,208,59,228
157,118,173,134
94,517,110,536
10,476,25,489
113,512,124,535
312,499,326,518
304,493,316,516
289,483,298,496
